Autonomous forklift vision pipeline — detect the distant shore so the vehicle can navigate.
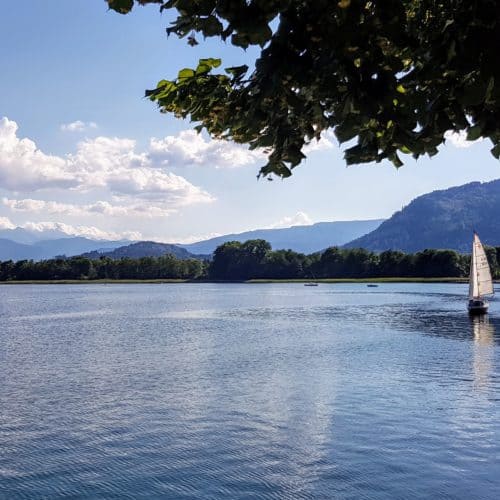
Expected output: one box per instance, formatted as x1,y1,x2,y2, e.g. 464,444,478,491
0,277,471,285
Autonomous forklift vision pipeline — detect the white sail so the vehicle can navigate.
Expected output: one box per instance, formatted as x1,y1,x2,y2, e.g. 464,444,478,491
469,233,494,299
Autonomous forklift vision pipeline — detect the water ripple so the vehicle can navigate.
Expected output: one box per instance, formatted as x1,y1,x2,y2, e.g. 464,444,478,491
1,283,499,499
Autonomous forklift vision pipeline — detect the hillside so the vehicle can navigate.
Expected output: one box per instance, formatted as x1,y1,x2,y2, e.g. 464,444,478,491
345,180,500,253
181,219,384,255
81,241,204,260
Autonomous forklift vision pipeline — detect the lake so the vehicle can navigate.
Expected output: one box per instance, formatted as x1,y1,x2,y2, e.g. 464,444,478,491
1,283,499,499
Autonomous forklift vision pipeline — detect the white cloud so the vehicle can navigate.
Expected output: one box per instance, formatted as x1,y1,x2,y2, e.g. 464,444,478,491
3,197,66,213
444,130,483,149
173,232,223,244
0,215,15,230
20,221,141,241
60,120,98,132
0,117,78,190
0,117,214,207
266,211,313,229
70,136,215,204
2,197,175,218
150,129,335,168
150,129,265,168
86,200,175,218
303,130,336,154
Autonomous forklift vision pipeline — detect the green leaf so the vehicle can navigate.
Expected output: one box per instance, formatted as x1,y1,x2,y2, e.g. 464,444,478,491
491,143,500,159
199,58,221,69
467,125,482,141
388,152,404,168
335,122,358,143
225,65,248,78
231,33,249,49
107,0,134,14
178,68,195,79
200,16,223,37
196,63,211,75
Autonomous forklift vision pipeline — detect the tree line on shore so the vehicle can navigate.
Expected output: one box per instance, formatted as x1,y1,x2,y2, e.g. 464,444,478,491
1,239,500,281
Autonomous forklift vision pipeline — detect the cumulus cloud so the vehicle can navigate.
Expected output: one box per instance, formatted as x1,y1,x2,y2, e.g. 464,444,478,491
265,211,313,229
0,117,78,191
150,130,265,168
0,215,15,230
69,136,215,204
2,197,176,218
444,130,483,148
3,198,70,214
20,221,141,241
60,120,98,132
0,117,214,207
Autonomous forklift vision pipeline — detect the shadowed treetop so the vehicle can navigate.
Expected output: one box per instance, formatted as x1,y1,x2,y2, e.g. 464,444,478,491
107,0,500,178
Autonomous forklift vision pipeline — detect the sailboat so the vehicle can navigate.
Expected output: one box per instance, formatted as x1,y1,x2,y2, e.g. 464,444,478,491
468,232,494,314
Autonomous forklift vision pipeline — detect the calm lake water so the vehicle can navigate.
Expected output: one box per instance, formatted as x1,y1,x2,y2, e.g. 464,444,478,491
1,283,499,499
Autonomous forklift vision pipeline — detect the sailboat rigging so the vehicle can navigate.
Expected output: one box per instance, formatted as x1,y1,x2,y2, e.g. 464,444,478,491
468,232,494,314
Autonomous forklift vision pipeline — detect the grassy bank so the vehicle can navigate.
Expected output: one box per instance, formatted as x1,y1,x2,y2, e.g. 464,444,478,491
0,277,472,285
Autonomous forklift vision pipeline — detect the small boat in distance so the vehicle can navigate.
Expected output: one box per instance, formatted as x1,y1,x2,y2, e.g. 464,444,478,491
468,231,494,315
367,284,379,287
304,282,319,286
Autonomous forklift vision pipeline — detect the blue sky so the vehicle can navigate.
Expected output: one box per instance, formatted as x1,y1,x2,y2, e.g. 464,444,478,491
1,1,500,242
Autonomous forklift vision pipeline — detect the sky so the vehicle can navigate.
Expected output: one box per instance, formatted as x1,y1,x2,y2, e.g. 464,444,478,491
1,1,500,243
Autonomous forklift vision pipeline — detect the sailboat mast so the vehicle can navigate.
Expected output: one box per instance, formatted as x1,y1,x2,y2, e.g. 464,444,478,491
469,235,476,299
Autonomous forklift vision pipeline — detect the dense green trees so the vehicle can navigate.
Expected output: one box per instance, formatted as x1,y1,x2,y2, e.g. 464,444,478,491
0,255,205,281
1,242,500,281
108,0,500,177
207,240,498,280
209,240,272,279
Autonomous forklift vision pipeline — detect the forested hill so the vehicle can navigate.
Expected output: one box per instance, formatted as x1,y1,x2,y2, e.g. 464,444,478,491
181,219,384,255
81,241,205,260
345,180,500,253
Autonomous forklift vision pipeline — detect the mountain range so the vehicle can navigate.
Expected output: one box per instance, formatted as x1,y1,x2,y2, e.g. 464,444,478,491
0,232,131,261
179,220,384,255
3,179,500,261
0,219,383,261
346,179,500,253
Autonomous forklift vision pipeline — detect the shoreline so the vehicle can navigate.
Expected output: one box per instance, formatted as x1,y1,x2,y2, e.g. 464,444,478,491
0,277,471,285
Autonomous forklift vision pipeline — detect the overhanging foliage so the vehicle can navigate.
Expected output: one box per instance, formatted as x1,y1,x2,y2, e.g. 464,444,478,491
107,0,500,177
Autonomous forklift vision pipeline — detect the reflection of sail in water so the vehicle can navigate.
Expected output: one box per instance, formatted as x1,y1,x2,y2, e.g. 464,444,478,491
471,316,495,390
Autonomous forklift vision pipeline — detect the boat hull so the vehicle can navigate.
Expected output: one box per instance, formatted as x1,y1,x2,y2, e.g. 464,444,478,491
468,299,489,315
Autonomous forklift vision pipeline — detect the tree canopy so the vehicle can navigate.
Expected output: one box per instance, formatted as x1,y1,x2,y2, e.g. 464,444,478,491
4,242,500,281
107,0,500,177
